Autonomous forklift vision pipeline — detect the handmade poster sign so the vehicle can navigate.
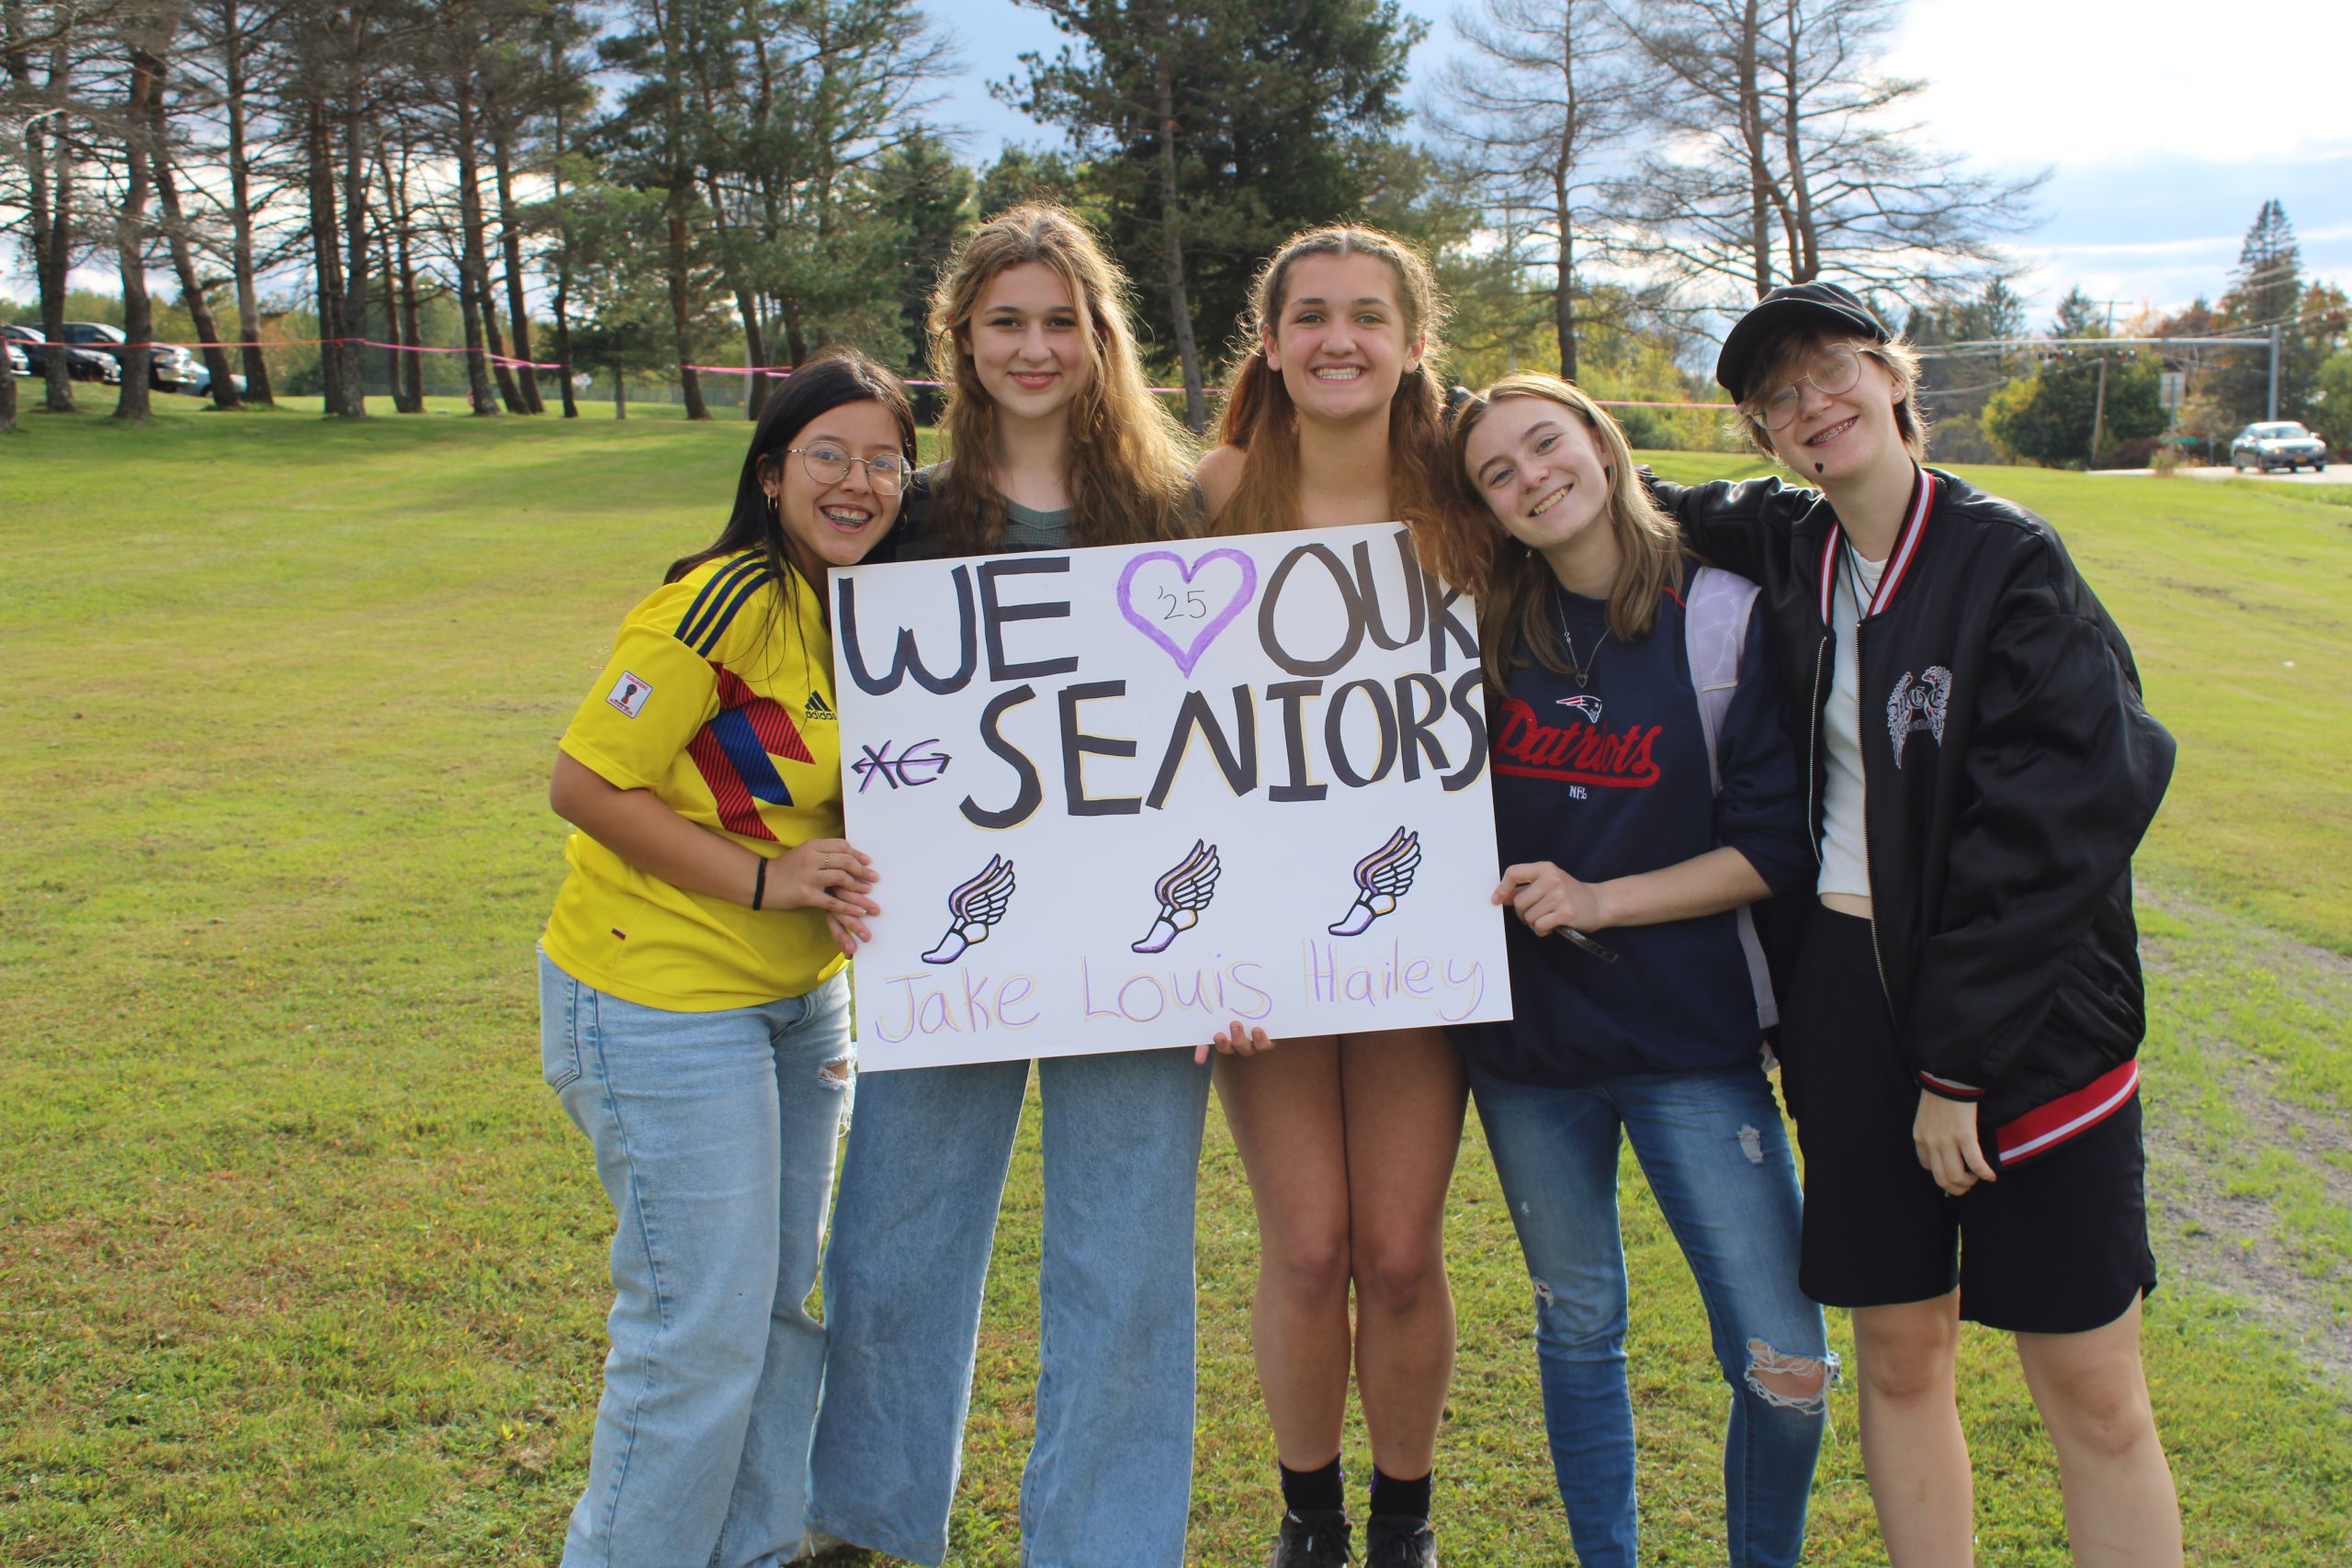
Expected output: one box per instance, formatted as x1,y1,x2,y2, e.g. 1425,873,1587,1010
831,523,1511,1068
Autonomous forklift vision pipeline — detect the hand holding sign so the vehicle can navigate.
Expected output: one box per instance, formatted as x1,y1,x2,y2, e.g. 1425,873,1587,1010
831,525,1510,1067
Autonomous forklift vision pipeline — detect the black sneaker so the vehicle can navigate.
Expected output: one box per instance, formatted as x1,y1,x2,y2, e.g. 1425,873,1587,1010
1365,1514,1436,1568
1270,1507,1351,1568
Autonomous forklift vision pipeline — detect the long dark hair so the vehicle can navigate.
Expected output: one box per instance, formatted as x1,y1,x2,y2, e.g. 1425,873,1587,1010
664,346,916,672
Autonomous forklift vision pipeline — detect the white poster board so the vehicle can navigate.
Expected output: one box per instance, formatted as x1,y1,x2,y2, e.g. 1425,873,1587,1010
831,524,1511,1068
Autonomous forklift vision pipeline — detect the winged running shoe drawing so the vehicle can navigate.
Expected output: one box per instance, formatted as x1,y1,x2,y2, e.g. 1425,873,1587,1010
1327,826,1422,937
1130,840,1224,953
921,854,1017,964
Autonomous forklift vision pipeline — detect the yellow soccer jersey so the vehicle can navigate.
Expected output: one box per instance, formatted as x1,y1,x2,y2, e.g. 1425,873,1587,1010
542,552,849,1010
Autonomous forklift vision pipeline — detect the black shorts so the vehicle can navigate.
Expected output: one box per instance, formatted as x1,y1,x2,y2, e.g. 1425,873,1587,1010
1779,908,2157,1335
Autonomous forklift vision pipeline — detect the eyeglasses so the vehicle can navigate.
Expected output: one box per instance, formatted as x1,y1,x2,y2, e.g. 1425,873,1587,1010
787,444,910,494
1747,344,1864,431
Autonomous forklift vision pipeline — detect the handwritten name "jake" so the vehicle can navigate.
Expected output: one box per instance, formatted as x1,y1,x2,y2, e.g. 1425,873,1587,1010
1303,939,1486,1022
870,968,1041,1043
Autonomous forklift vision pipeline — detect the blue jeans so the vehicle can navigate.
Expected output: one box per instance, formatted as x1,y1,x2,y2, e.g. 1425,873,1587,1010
539,951,853,1568
1468,1059,1833,1568
808,1049,1212,1568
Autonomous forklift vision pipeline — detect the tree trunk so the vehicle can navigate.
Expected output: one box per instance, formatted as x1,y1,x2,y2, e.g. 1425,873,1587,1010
492,118,544,412
549,54,579,419
304,96,352,416
153,95,243,410
612,360,628,420
1777,7,1819,282
220,0,273,404
1737,0,1773,298
116,44,162,423
35,45,77,412
3,2,45,423
1553,159,1577,381
666,210,710,420
337,73,371,416
452,78,503,416
1154,58,1206,433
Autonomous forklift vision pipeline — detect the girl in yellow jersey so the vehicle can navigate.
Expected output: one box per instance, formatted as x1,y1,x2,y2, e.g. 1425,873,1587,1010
537,346,913,1568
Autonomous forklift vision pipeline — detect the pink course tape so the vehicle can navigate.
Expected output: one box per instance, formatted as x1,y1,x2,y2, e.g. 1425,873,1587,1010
136,337,1736,409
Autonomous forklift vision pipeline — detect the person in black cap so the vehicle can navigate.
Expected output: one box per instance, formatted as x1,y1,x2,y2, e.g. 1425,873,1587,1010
1646,282,2186,1567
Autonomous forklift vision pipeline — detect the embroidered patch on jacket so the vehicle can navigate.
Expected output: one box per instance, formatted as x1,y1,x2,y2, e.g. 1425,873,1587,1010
1886,666,1951,767
606,671,654,718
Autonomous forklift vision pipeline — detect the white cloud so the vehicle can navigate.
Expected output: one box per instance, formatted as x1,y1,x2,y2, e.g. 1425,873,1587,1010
1887,0,2352,166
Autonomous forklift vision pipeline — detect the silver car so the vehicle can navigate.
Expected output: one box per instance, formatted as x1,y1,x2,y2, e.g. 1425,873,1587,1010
2231,421,2328,473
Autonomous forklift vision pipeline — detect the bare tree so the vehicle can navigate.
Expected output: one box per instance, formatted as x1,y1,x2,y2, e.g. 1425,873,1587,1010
1433,0,1645,378
1612,0,2041,302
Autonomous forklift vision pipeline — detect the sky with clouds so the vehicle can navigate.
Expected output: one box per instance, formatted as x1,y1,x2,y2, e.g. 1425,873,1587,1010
941,0,2351,329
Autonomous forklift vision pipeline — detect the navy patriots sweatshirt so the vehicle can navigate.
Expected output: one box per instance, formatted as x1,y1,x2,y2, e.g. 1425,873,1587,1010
1453,581,1812,1087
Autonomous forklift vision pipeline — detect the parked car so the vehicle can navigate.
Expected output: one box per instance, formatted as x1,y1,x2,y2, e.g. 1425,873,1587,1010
0,322,119,383
60,321,204,391
2231,421,2329,473
175,361,249,400
6,338,24,378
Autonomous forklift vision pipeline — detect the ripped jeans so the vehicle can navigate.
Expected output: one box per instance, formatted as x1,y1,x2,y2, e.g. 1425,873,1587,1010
1468,1059,1832,1568
538,951,853,1568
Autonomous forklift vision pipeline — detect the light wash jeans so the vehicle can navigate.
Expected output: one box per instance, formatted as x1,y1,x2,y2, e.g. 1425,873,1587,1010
1468,1059,1834,1568
808,1048,1212,1568
539,951,853,1568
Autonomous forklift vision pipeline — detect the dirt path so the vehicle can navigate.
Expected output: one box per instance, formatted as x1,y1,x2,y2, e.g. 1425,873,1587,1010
2139,889,2352,1385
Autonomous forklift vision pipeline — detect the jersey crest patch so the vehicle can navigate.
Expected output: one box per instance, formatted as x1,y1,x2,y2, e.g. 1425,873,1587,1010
1886,666,1952,768
606,671,654,718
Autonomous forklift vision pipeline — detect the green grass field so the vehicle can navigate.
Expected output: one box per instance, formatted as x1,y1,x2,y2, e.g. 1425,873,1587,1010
4,390,2349,1565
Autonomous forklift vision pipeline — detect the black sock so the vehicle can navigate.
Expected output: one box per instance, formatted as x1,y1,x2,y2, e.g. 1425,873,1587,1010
1279,1455,1344,1515
1370,1465,1431,1523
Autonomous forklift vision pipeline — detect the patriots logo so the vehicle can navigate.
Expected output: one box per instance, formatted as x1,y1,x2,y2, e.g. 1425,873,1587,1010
1555,694,1604,724
1886,666,1952,768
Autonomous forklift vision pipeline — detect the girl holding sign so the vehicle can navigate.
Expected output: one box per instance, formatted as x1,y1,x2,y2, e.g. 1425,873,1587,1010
1195,225,1459,1568
535,347,908,1568
1652,283,2181,1567
1421,373,1829,1568
806,206,1209,1568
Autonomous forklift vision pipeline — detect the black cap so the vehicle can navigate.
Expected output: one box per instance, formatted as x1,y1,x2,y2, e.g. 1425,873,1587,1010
1715,282,1889,398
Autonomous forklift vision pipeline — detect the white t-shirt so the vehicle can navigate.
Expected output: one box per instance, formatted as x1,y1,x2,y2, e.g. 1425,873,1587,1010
1818,544,1886,900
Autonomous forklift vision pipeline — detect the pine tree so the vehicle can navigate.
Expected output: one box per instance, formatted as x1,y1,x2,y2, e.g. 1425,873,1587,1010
2214,198,2313,426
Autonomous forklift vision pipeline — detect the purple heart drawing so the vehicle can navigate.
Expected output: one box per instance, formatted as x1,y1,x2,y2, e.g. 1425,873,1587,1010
1116,548,1261,678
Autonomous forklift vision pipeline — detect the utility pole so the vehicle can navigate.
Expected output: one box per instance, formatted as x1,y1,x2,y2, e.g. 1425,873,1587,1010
2267,324,2280,420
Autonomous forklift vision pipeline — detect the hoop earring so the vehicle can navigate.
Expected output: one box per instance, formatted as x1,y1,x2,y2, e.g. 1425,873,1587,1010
765,488,779,515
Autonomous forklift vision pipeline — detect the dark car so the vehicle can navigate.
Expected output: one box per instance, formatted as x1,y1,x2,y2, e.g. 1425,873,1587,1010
0,322,120,383
2230,421,2328,473
61,321,204,391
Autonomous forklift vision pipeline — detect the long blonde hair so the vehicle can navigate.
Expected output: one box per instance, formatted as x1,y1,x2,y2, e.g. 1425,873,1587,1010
1421,373,1688,700
926,204,1197,551
1213,225,1450,536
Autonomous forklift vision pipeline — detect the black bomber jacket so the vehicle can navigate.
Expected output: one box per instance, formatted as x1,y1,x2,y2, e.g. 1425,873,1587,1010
1648,467,2177,1164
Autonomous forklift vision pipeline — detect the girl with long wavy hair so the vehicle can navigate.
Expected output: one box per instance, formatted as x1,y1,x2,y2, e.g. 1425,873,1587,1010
1421,374,1830,1568
1195,224,1458,1568
806,205,1208,1568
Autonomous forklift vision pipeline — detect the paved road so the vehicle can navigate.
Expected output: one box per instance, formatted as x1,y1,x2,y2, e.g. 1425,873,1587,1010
2095,464,2352,485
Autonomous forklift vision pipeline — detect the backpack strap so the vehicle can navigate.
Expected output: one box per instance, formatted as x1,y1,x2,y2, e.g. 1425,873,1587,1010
1681,566,1779,1030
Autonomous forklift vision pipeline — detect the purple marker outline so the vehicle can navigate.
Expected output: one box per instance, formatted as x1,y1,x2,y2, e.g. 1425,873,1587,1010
1116,548,1260,678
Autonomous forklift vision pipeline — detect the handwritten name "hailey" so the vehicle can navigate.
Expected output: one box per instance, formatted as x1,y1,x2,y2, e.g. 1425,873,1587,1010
1302,939,1486,1022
